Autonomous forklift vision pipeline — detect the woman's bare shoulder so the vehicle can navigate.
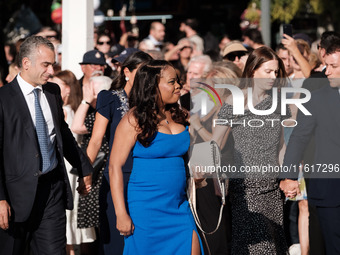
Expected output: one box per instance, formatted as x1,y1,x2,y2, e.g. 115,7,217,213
225,95,233,105
119,109,138,132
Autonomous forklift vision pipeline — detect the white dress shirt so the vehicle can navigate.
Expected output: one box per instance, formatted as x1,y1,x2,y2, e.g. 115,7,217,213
144,35,162,49
17,74,58,173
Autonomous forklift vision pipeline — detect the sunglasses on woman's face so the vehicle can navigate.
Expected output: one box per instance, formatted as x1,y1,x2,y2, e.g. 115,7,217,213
97,41,111,45
225,51,246,61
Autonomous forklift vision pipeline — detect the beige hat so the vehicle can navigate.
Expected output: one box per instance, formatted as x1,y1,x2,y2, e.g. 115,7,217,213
222,41,247,57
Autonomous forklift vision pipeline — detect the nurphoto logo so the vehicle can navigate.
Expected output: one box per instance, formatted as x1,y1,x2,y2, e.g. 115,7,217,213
190,78,311,128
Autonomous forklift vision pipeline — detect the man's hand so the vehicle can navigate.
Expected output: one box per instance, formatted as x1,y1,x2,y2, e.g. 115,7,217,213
83,174,92,189
0,200,11,230
77,174,92,195
279,179,300,199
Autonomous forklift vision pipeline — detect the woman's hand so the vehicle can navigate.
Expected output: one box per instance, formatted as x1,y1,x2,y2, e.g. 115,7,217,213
279,179,301,198
109,112,138,237
190,114,202,131
281,33,311,77
281,34,299,54
116,213,135,236
82,82,95,103
77,176,92,195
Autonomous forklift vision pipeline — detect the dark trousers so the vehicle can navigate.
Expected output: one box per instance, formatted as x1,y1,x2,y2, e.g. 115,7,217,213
316,206,340,255
99,171,130,255
309,203,326,255
0,169,66,255
305,178,326,255
196,179,230,255
284,200,299,246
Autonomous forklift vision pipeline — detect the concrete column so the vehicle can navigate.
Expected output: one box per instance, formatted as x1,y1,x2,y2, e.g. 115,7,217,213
62,0,94,79
261,0,271,47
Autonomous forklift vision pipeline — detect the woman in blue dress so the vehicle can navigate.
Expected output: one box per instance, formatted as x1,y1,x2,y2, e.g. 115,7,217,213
109,60,204,255
86,51,152,254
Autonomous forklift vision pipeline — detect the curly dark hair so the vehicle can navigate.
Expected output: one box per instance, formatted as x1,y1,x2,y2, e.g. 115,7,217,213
129,60,189,147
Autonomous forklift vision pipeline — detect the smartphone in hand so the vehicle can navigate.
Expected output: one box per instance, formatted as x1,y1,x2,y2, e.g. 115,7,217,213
283,24,293,38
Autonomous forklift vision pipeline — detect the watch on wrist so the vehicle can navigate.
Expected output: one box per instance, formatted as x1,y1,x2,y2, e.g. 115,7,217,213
81,100,90,105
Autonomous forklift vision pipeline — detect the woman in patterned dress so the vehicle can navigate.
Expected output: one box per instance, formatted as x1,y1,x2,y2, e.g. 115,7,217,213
86,51,152,254
71,75,112,254
50,70,94,255
213,46,289,254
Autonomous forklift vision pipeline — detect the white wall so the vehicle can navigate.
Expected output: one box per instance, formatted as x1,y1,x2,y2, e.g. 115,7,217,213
62,0,94,79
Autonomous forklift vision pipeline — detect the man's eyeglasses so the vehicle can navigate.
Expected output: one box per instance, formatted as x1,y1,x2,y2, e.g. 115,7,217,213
225,51,246,61
97,41,111,45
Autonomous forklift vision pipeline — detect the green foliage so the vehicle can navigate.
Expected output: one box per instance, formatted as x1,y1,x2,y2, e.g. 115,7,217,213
243,0,262,24
271,0,325,23
271,0,302,23
250,0,262,8
245,7,261,22
309,0,324,14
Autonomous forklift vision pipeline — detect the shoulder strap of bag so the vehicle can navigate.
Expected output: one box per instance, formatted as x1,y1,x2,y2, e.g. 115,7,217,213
188,126,232,235
188,177,225,235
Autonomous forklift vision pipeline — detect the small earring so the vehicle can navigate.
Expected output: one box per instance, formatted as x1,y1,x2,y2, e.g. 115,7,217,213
125,77,129,81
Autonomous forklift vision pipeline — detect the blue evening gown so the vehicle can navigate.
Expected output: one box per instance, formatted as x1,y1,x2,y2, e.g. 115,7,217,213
124,126,204,255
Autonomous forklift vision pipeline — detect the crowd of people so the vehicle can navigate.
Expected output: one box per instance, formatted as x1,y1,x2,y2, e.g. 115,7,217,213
0,16,340,255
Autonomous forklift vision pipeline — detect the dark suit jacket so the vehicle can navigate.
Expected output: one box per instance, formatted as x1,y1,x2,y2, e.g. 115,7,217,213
300,70,329,168
302,69,329,92
281,84,340,207
0,78,93,222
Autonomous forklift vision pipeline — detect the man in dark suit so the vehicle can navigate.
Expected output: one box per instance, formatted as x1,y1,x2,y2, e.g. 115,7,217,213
280,38,340,255
0,36,93,254
298,31,340,255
